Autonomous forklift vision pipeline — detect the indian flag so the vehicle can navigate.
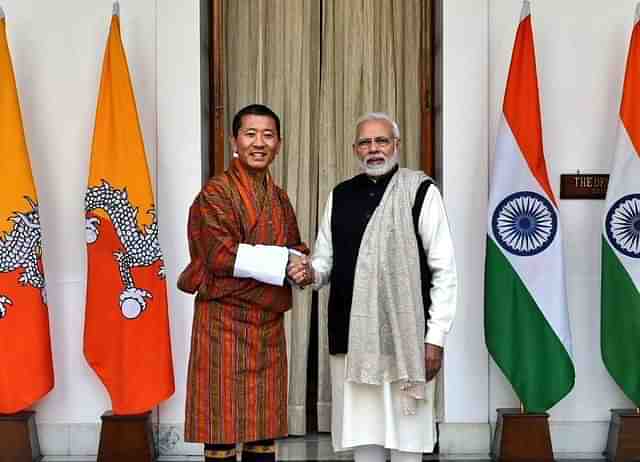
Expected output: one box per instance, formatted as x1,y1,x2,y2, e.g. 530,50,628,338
601,4,640,407
485,1,575,413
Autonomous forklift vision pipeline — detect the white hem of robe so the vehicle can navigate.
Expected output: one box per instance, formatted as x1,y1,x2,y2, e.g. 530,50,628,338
330,355,436,454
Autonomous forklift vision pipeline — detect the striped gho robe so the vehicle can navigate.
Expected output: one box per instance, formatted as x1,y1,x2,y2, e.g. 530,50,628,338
178,159,308,443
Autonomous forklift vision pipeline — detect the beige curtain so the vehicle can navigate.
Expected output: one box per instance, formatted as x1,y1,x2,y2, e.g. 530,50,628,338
316,0,424,432
224,0,321,435
224,0,425,435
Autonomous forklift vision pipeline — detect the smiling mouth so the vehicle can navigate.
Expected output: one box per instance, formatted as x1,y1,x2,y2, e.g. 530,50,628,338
366,157,385,166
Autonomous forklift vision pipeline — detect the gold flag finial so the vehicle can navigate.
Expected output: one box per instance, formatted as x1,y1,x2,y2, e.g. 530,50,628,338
112,2,120,17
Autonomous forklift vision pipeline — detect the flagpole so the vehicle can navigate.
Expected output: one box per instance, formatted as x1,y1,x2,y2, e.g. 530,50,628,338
520,0,530,20
112,1,119,17
633,2,640,422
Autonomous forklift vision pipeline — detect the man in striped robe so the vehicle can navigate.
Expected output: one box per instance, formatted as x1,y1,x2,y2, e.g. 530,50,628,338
178,104,308,462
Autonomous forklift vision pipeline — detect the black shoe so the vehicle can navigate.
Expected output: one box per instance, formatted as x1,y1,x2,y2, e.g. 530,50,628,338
242,439,276,462
205,443,237,462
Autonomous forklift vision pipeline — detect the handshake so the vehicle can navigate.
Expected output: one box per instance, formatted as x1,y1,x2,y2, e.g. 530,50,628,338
287,254,315,288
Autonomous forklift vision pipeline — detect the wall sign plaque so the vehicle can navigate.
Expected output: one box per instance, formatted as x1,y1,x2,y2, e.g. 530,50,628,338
560,173,609,200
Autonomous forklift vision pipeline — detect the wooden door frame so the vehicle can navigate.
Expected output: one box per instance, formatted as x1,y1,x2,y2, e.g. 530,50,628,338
208,0,436,177
210,0,225,176
420,0,435,177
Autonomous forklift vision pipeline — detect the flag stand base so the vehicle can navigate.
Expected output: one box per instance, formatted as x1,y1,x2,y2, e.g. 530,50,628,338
0,411,42,462
604,409,640,462
490,408,554,461
97,410,156,462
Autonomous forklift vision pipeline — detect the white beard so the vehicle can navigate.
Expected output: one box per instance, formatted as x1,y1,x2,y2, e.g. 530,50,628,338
360,150,399,177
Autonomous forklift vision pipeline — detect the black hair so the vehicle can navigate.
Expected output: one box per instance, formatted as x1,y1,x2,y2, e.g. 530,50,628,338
231,104,281,139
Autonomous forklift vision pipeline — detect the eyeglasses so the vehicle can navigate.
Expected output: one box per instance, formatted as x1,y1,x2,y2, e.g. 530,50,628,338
355,136,395,150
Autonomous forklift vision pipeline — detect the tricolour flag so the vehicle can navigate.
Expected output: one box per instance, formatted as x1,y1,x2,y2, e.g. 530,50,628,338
84,3,174,414
0,5,54,413
485,1,575,413
601,4,640,407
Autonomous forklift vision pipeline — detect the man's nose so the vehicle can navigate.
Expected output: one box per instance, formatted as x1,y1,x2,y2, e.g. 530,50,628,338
254,133,266,146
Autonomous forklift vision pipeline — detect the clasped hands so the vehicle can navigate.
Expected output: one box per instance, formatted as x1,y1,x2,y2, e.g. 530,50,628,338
287,255,314,288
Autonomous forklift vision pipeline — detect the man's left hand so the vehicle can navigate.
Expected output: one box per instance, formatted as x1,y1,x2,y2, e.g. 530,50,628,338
425,343,443,382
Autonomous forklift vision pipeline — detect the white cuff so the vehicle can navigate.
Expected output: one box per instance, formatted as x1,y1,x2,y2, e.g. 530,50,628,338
310,260,325,290
425,325,447,348
288,248,304,257
233,244,289,286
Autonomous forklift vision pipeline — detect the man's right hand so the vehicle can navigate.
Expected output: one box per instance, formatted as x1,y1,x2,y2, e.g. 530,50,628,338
287,256,314,287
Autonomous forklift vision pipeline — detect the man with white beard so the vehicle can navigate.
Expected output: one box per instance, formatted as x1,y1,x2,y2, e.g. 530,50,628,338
288,112,457,462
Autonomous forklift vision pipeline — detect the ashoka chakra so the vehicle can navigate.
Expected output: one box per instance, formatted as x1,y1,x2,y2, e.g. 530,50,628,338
605,193,640,258
491,191,558,257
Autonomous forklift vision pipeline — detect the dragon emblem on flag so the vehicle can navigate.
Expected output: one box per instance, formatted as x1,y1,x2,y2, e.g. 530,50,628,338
85,180,165,320
0,197,46,319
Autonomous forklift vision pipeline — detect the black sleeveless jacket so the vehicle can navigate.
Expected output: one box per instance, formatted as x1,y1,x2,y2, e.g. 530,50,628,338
327,168,433,354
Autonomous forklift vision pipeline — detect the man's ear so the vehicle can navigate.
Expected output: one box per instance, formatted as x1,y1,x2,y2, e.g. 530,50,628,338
272,137,283,158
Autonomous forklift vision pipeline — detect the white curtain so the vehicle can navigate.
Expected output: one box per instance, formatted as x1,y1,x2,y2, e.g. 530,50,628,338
224,0,425,434
224,0,321,435
316,0,424,432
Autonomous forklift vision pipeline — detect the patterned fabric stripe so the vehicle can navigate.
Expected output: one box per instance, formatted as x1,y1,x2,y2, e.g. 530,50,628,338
243,444,276,454
225,304,237,440
204,448,237,458
245,308,258,436
235,304,247,440
212,303,224,441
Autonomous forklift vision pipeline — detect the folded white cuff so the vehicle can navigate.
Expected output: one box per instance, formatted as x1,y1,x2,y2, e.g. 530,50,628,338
425,325,446,347
233,244,289,286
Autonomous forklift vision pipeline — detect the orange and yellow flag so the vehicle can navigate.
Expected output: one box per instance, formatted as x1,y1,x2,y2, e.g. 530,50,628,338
0,6,54,413
84,4,174,415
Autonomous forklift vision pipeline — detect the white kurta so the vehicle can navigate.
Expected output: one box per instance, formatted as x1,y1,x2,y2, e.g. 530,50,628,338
330,355,437,453
311,179,457,453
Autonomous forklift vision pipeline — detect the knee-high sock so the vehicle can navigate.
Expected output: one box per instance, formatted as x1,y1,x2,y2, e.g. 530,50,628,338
204,443,236,462
242,439,276,462
354,445,386,462
390,449,422,462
